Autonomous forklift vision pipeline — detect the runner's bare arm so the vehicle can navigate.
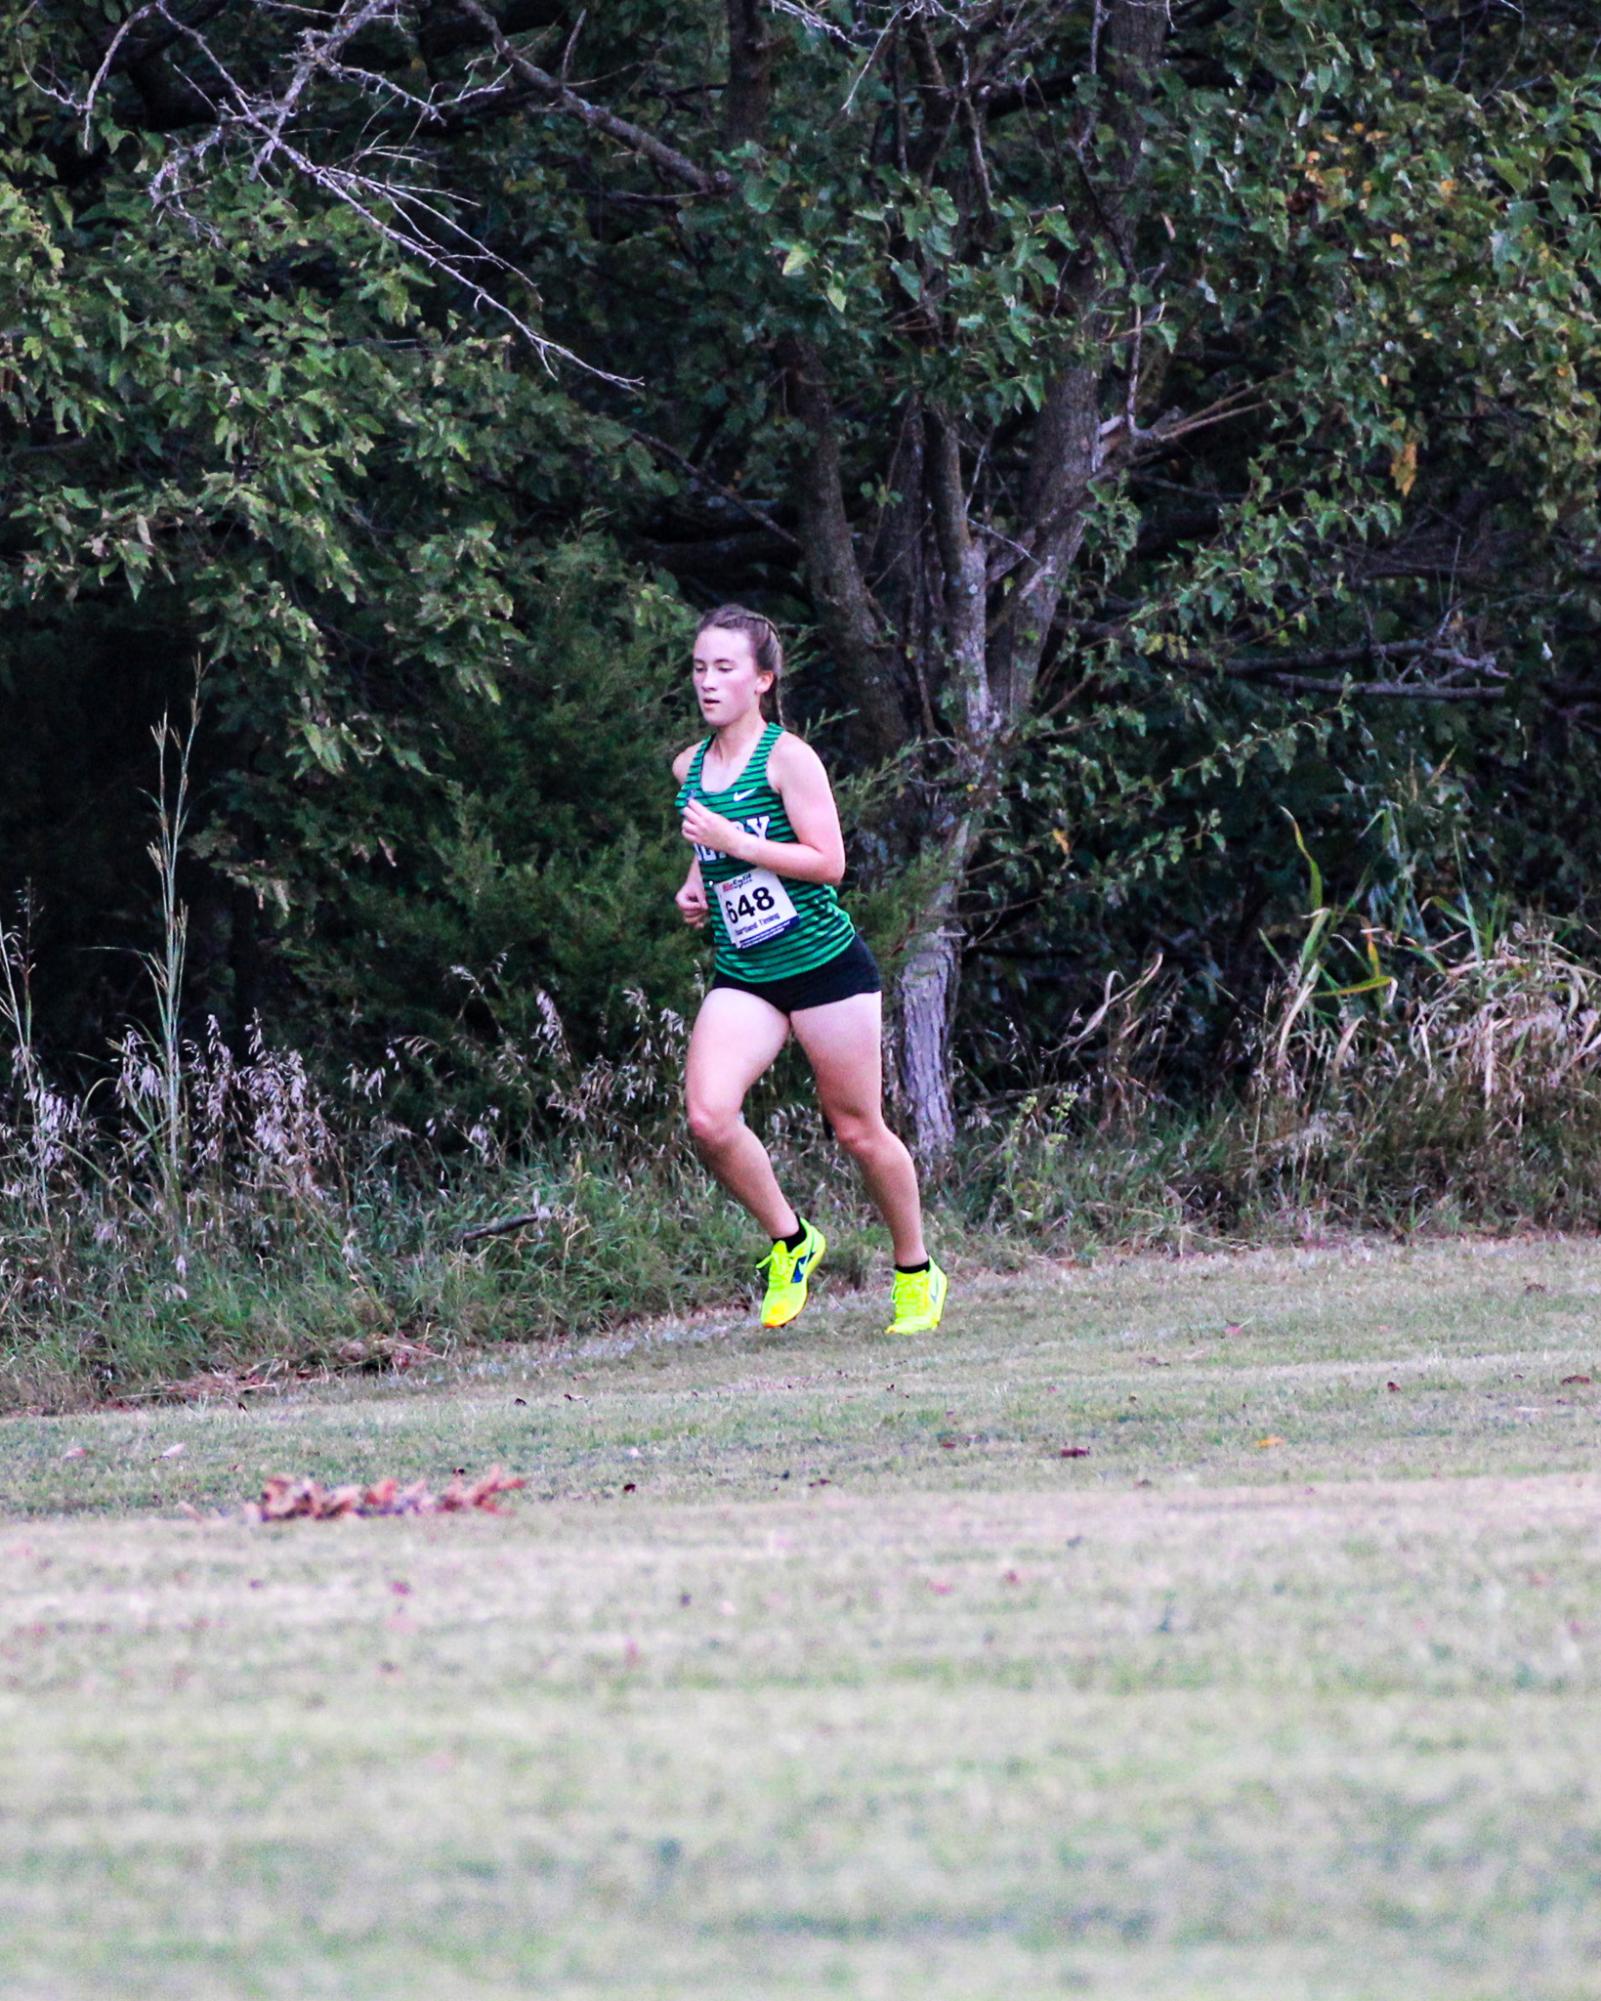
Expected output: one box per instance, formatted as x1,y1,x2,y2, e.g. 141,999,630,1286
675,854,708,927
672,745,709,919
679,735,845,885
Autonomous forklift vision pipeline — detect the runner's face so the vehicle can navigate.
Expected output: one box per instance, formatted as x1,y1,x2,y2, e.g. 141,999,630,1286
692,629,773,726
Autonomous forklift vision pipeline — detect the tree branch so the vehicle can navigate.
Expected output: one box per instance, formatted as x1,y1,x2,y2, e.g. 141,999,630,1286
1222,637,1502,679
1264,676,1508,701
1200,626,1510,701
628,429,801,550
778,336,905,755
456,0,730,194
927,405,992,748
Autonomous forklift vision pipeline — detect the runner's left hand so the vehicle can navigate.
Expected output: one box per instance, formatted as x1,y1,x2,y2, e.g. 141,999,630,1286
681,799,749,859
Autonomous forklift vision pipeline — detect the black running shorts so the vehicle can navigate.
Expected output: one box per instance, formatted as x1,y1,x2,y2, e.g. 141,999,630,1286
709,934,882,1016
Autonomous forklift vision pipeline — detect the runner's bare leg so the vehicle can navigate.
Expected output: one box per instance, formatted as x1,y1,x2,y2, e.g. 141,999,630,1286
685,987,799,1240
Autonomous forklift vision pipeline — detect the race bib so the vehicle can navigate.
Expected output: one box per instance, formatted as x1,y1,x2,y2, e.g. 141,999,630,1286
714,867,800,950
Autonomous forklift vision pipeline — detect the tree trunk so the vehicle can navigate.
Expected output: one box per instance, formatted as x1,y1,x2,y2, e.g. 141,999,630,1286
892,0,1170,1157
896,859,963,1163
781,336,906,760
777,0,1170,1162
888,409,991,1160
724,0,772,145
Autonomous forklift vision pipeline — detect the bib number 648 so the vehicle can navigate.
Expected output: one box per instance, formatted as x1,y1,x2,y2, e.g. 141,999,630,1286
714,867,800,949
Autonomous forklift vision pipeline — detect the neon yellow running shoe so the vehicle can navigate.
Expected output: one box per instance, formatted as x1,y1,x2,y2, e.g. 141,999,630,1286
758,1220,827,1328
886,1259,948,1335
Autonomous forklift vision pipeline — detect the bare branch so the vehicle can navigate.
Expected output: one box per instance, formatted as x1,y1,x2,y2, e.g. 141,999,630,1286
247,0,400,179
56,0,636,379
1266,676,1508,701
1223,636,1503,680
1201,617,1510,702
455,0,730,195
629,429,803,550
766,0,858,47
81,0,170,132
454,1211,549,1243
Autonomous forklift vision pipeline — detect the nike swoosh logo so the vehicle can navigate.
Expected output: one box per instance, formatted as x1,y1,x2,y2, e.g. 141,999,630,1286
733,789,752,801
791,1255,811,1282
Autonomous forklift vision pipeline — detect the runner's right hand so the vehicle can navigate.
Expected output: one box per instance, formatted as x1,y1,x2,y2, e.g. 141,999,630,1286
675,874,708,928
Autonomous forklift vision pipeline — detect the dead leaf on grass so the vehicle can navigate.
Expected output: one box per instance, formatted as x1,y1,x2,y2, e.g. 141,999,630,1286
1255,1435,1285,1450
122,1365,284,1406
159,1443,186,1458
335,1334,442,1373
241,1465,527,1523
61,1445,87,1461
1561,1374,1592,1386
1058,1445,1092,1458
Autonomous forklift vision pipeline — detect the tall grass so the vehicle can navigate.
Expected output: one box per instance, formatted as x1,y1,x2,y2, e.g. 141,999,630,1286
1240,905,1601,1226
6,750,1601,1410
8,908,1601,1412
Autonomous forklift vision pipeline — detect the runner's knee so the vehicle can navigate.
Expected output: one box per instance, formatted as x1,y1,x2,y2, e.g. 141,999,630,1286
687,1100,742,1152
828,1107,886,1159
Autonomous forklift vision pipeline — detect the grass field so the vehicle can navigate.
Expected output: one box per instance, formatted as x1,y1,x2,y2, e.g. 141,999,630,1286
3,1237,1600,1999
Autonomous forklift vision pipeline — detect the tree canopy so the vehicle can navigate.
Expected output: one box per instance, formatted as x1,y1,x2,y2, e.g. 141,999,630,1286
5,1,1600,1152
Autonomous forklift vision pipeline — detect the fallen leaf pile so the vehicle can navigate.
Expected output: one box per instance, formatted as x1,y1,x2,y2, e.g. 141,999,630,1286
242,1466,526,1523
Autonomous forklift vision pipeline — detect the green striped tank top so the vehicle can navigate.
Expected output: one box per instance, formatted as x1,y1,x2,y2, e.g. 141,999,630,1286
676,722,855,982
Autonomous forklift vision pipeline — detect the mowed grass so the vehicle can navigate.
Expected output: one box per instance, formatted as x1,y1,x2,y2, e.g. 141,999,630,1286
3,1237,1600,2000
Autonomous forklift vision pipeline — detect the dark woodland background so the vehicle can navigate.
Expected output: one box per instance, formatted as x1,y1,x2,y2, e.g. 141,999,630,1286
5,2,1601,1400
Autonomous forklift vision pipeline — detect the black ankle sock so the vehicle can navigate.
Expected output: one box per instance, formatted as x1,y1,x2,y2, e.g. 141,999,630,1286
895,1258,931,1275
781,1222,807,1252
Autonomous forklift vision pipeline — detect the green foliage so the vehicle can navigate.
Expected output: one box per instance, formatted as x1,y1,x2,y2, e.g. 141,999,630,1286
4,0,1601,1133
0,30,680,1065
952,10,1601,1078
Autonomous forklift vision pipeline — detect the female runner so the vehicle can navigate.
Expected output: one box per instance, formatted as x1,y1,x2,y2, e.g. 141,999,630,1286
672,604,948,1335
